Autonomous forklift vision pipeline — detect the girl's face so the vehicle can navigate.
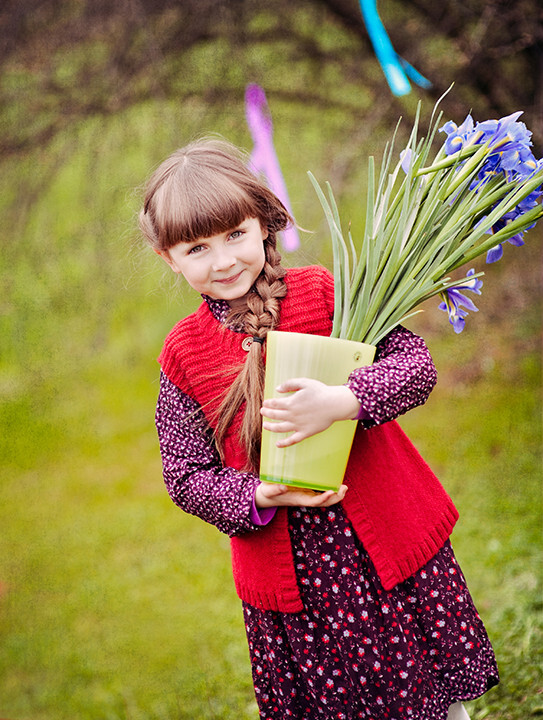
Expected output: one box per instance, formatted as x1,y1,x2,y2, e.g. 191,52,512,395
159,217,267,305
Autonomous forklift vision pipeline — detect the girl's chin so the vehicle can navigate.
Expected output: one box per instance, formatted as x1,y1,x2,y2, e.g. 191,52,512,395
214,281,255,305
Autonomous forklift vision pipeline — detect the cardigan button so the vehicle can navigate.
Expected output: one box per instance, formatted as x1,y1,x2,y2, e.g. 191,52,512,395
241,336,253,351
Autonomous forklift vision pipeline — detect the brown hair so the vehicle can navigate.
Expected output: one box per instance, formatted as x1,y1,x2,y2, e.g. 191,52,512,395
139,138,293,470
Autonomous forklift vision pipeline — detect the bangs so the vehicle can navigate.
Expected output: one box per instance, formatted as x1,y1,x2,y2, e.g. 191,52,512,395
154,157,261,250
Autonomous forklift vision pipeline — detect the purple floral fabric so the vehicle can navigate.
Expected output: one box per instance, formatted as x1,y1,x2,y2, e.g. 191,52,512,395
155,377,262,536
345,327,437,428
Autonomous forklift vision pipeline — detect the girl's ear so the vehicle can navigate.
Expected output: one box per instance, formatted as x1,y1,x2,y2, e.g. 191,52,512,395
154,248,180,273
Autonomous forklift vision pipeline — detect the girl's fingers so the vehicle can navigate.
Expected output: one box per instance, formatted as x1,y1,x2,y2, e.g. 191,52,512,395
262,421,318,445
262,420,296,434
260,378,312,411
275,378,308,393
274,432,305,448
261,405,290,420
295,485,348,506
257,482,348,508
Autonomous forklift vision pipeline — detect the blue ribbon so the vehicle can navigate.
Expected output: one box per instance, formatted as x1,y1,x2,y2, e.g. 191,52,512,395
358,0,432,96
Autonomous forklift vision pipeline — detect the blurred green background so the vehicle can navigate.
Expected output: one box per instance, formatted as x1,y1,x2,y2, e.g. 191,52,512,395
0,1,541,718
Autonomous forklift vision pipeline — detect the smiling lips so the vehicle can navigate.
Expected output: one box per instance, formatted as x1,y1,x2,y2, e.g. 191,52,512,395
215,270,243,284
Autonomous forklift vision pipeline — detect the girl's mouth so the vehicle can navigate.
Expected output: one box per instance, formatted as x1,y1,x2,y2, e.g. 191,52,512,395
215,271,242,284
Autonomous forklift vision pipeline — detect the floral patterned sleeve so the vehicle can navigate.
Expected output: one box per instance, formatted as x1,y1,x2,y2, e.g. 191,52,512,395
345,325,437,428
155,371,274,537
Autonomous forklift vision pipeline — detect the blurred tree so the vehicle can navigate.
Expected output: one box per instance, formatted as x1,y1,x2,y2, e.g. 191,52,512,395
320,0,542,138
0,0,541,155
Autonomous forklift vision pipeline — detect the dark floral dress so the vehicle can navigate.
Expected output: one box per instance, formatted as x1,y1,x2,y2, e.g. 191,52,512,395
243,509,497,719
155,296,498,720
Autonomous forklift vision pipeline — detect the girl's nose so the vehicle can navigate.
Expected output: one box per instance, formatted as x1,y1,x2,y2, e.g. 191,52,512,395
211,247,236,272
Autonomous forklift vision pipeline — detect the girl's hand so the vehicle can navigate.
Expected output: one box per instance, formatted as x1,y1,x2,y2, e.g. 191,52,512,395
255,481,348,509
260,378,361,447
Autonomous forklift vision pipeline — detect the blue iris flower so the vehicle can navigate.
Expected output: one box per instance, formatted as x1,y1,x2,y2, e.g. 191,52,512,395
484,181,542,262
485,207,528,263
440,112,542,263
400,148,413,174
439,270,483,333
476,111,525,151
439,115,477,155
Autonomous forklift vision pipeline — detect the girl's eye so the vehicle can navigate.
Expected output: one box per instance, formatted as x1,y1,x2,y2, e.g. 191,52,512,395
188,244,204,255
229,229,243,240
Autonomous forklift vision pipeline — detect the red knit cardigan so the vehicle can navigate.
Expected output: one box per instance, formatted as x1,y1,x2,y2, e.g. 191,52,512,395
159,265,458,613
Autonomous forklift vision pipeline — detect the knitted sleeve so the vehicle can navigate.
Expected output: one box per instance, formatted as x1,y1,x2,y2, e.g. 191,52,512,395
345,325,437,427
155,371,270,537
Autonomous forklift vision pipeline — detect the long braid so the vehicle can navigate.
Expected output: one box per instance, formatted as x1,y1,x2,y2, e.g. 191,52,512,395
213,236,287,471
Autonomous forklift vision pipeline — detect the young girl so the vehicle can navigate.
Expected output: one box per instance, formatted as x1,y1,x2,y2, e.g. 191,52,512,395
139,138,499,720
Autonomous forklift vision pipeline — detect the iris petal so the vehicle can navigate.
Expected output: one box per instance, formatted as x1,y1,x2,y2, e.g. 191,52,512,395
486,244,504,263
438,270,483,333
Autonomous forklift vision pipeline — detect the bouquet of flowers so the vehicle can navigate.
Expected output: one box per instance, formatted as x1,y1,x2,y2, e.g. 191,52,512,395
309,103,543,345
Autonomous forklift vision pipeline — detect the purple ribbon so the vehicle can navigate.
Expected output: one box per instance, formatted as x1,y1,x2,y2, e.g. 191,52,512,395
245,84,300,251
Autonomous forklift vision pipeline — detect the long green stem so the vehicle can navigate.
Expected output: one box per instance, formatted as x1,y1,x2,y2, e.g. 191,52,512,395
416,144,480,175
